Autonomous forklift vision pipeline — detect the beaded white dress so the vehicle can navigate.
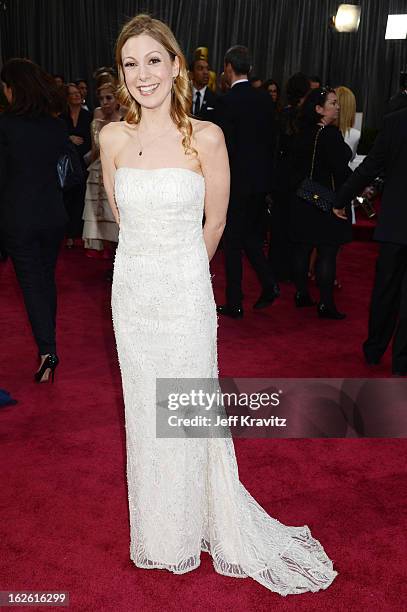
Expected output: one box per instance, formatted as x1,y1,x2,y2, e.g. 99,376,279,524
111,166,338,595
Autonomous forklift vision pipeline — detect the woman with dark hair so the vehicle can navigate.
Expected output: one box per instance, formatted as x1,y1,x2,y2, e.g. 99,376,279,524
0,58,70,381
289,87,352,318
263,78,281,111
61,83,92,247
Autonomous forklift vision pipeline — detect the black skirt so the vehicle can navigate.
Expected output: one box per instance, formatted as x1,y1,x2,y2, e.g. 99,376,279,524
289,193,352,245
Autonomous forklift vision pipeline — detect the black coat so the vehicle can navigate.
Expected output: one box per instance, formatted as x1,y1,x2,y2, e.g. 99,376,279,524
289,124,352,245
335,107,407,246
0,113,70,235
61,107,92,169
194,87,218,122
216,81,275,198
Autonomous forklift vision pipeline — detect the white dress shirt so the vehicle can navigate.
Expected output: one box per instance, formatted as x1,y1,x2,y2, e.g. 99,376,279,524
231,78,249,88
192,85,207,110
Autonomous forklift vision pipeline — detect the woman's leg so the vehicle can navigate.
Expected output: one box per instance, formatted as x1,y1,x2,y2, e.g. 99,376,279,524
316,244,340,306
6,228,63,356
292,242,314,295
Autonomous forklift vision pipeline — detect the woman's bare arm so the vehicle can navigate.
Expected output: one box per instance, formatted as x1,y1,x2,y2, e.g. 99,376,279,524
196,123,230,261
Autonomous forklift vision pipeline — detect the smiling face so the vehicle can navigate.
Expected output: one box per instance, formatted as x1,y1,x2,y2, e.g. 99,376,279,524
121,34,179,111
316,92,339,125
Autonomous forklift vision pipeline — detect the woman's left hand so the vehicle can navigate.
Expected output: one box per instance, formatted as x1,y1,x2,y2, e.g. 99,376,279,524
333,207,347,220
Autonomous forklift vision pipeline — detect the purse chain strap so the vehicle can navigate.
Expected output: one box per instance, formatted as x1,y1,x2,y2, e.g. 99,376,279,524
310,126,335,191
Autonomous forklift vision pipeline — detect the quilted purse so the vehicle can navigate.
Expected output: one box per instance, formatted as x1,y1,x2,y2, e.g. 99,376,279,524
57,141,85,191
296,127,335,213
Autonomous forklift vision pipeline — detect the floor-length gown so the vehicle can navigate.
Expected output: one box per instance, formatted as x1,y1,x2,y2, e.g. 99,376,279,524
111,166,338,595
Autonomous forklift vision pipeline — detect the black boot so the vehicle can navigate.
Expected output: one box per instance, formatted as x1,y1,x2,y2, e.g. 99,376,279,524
295,291,315,307
317,303,346,320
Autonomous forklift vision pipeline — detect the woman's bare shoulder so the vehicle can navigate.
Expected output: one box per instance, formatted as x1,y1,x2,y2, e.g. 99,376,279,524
99,120,127,145
191,118,225,151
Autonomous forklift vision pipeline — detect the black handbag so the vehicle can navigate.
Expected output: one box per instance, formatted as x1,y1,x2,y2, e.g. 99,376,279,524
295,127,335,213
57,142,85,191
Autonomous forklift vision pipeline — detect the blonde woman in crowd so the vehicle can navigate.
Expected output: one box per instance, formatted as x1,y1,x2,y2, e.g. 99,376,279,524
82,81,121,252
335,86,360,161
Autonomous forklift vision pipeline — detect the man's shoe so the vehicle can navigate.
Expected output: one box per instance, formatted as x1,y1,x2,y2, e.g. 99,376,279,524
217,304,244,319
364,355,381,366
317,303,346,320
295,291,315,307
363,344,382,366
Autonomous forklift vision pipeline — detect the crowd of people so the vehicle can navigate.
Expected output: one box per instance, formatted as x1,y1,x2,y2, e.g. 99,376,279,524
0,42,406,381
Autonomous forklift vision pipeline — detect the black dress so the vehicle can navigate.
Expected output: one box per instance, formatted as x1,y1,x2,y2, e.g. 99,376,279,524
289,124,352,246
61,108,92,238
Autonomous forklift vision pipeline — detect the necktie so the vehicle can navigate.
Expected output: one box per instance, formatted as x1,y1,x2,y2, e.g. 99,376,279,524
194,91,201,115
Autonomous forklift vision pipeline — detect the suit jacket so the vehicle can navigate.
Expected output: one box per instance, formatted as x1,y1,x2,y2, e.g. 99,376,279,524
335,107,407,246
386,91,407,115
216,81,275,198
0,113,70,235
194,87,218,122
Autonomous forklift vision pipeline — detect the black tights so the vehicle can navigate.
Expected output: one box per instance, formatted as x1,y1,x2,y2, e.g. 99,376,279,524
292,243,339,306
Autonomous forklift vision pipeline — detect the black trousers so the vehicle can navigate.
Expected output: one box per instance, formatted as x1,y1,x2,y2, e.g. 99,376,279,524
292,242,339,305
364,242,407,372
64,182,86,239
5,226,64,355
268,192,292,282
223,192,277,306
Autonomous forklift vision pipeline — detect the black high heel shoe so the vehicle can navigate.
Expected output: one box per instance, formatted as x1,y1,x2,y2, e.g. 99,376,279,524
34,354,59,383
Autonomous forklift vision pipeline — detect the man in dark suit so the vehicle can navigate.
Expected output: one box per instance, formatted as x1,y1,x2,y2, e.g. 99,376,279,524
190,58,218,121
216,45,278,318
334,107,407,375
386,71,407,115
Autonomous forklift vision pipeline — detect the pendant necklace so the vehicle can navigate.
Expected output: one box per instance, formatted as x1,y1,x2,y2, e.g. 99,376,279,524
137,123,174,156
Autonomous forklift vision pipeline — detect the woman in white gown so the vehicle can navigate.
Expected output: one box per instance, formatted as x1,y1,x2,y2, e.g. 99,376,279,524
100,14,338,596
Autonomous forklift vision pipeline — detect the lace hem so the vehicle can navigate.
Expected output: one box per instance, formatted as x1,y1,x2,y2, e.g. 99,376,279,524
131,532,337,595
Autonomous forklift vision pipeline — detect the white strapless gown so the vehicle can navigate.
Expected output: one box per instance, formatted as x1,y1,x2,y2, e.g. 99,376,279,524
111,167,338,595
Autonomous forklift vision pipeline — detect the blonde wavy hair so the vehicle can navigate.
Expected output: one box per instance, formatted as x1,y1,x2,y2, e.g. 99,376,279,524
115,14,194,155
97,80,118,97
335,86,356,136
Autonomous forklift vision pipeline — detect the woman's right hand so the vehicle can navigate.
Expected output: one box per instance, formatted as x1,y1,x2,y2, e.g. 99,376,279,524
333,207,347,220
70,135,84,146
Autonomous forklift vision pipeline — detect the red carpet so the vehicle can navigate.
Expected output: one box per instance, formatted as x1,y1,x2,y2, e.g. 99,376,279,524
0,241,406,611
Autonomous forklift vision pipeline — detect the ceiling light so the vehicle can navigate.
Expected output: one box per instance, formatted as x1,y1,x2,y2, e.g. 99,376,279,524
334,4,361,32
385,15,407,40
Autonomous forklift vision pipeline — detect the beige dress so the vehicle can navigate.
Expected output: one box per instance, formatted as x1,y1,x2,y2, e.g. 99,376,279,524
82,119,119,250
